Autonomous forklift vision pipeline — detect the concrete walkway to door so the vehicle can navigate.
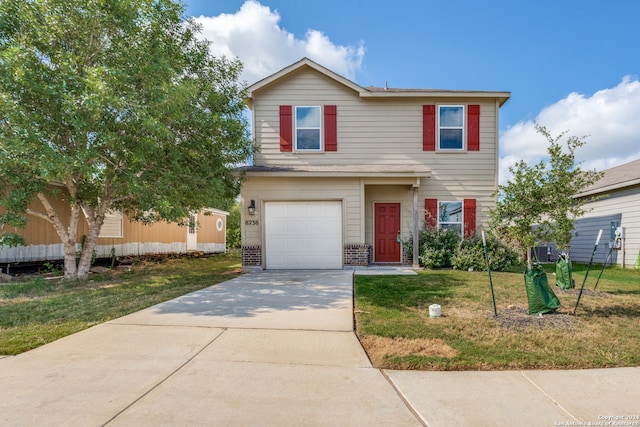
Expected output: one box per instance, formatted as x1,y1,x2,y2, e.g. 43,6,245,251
1,269,638,426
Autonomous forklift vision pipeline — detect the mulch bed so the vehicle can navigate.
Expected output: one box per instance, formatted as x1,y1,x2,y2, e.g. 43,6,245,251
489,287,611,331
491,306,576,330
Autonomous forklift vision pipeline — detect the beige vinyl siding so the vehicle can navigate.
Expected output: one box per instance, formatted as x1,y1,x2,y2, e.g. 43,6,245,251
251,69,498,219
241,176,363,247
252,70,497,165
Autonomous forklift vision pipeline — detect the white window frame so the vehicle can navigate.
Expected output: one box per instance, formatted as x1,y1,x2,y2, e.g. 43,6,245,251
188,214,197,234
438,201,463,237
437,105,465,151
99,210,124,238
294,106,323,151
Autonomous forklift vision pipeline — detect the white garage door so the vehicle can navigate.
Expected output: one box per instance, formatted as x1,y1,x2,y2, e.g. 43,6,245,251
265,201,342,269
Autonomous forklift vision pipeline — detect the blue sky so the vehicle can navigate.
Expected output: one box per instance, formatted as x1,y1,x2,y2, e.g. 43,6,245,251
183,0,640,183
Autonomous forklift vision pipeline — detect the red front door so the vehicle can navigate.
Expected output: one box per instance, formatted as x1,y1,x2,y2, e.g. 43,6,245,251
375,203,401,263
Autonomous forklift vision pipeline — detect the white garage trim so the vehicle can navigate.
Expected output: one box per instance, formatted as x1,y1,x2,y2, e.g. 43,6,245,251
265,201,343,269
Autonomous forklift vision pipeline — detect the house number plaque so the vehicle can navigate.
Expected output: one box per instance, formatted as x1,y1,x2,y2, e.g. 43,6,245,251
245,220,259,226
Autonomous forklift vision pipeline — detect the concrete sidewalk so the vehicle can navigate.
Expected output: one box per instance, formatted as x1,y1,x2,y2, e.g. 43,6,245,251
1,270,638,426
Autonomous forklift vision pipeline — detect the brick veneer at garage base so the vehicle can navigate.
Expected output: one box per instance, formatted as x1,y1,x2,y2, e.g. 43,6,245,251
241,244,376,267
241,245,262,267
343,244,371,266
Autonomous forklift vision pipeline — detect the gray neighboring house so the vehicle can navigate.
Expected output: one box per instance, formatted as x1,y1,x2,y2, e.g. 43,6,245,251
570,159,640,268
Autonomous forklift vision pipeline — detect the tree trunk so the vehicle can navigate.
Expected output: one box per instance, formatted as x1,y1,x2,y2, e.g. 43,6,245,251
34,193,81,280
31,183,112,280
526,246,533,271
76,231,99,280
76,199,110,280
62,240,78,280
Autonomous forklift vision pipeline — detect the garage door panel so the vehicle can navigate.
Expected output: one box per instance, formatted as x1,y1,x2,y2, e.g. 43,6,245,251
265,201,342,269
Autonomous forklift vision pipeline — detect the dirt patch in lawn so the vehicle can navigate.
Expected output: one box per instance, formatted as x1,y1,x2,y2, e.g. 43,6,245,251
359,335,458,366
556,288,611,298
491,306,577,331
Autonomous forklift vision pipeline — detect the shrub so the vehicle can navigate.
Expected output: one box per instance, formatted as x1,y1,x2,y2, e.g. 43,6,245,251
404,227,461,269
226,202,241,249
451,235,520,272
405,228,520,271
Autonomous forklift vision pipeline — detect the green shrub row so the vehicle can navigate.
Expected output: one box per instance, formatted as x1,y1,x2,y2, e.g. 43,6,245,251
403,228,520,271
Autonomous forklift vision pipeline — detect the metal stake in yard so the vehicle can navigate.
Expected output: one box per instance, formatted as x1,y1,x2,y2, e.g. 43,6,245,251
593,244,614,291
573,229,602,315
482,231,498,317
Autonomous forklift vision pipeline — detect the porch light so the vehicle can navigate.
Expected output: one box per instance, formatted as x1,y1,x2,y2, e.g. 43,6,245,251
248,200,256,215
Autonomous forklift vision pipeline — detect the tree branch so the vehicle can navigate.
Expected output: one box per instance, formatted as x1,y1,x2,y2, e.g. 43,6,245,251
35,193,70,243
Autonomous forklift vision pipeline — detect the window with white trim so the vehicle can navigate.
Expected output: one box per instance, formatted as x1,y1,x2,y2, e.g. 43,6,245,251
438,105,464,150
99,210,123,238
188,214,197,234
438,201,463,236
295,106,322,151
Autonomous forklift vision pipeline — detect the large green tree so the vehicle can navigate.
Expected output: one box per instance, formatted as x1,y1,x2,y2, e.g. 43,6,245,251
490,124,602,269
0,0,251,279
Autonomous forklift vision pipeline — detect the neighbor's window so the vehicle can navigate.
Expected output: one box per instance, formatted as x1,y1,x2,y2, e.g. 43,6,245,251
438,201,463,236
438,105,464,150
295,106,322,151
99,210,123,238
188,214,197,234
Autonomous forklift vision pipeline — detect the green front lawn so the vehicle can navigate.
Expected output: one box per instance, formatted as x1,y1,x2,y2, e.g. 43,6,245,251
355,264,640,370
0,253,242,355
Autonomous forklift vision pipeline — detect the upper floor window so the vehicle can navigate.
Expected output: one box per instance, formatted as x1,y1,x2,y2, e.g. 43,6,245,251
438,105,464,150
280,104,337,153
438,201,463,236
295,106,322,151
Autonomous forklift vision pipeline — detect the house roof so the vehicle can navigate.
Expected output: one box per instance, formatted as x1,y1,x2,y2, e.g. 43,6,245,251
246,57,511,107
577,158,640,197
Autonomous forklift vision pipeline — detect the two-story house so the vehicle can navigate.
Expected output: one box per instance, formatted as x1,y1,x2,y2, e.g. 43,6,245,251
240,58,510,271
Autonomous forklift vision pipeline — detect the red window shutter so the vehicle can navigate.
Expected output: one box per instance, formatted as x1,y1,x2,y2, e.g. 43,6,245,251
464,198,476,238
467,105,480,151
425,198,438,228
279,105,292,152
324,105,337,151
423,105,436,151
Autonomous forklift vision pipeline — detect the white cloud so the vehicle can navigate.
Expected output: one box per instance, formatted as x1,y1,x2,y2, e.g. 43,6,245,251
500,76,640,185
192,0,364,85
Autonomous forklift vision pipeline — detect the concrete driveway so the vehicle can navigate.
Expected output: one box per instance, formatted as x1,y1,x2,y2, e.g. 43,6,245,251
1,269,638,426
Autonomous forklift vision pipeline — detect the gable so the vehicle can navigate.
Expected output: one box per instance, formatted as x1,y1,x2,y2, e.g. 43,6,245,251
247,58,363,105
